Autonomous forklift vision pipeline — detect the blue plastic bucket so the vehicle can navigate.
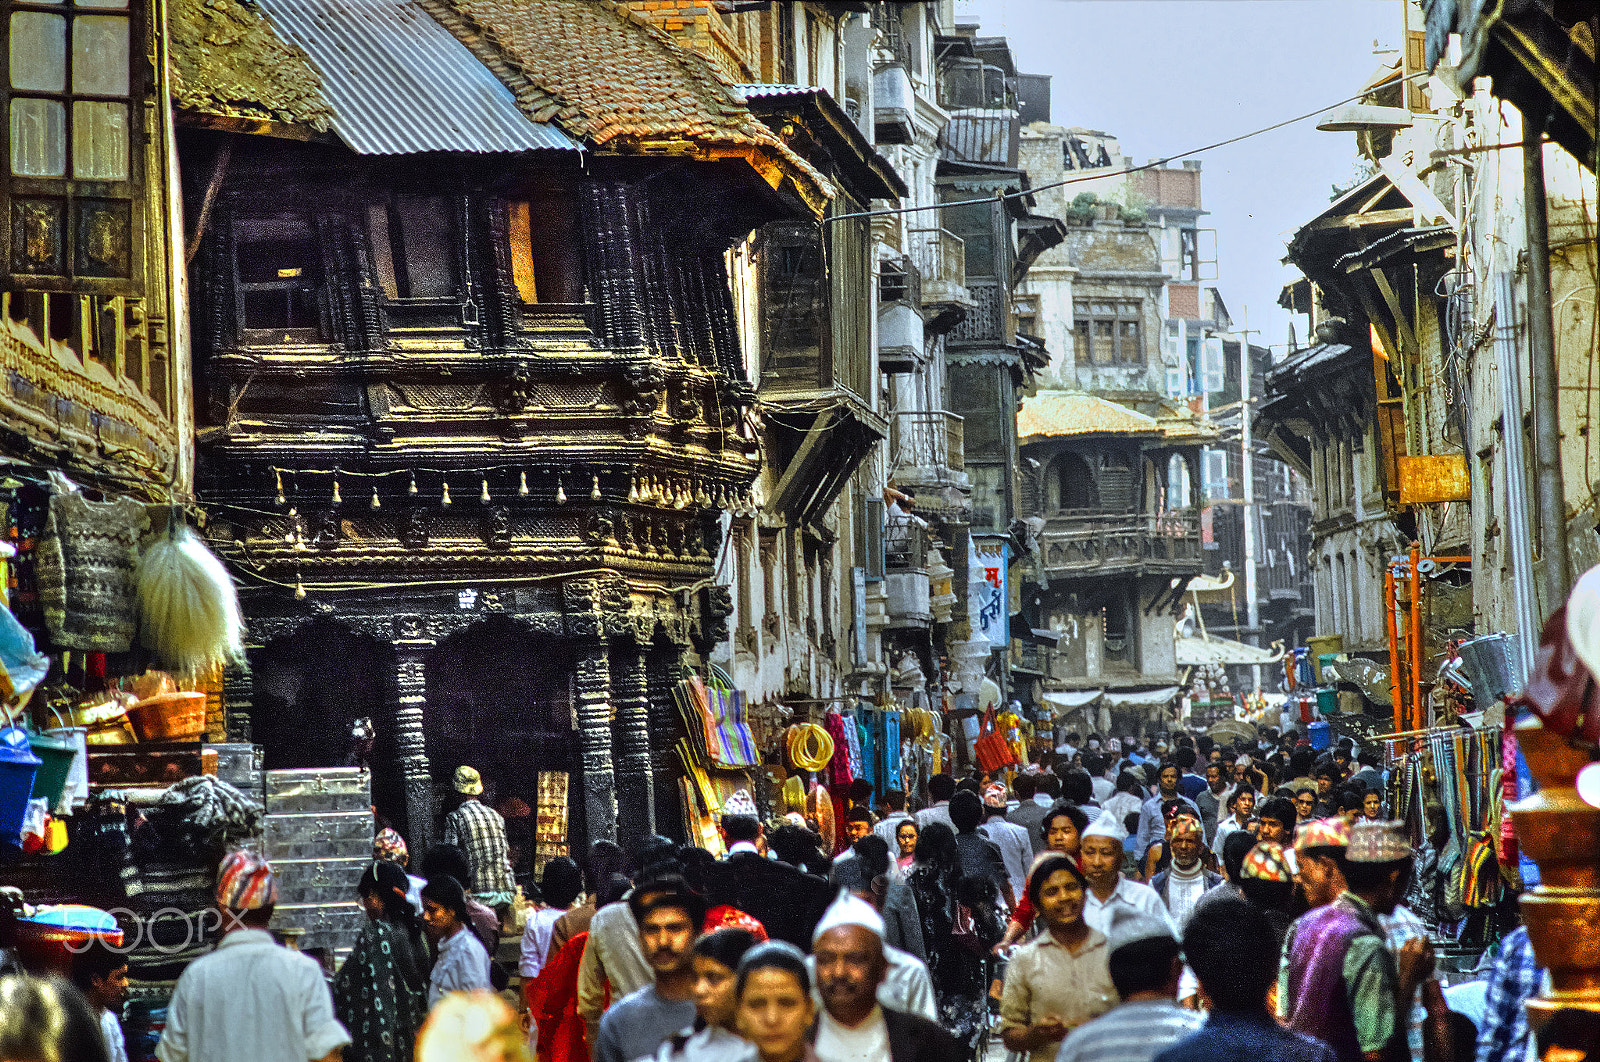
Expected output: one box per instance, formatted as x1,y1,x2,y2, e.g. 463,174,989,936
0,725,41,845
1307,720,1331,750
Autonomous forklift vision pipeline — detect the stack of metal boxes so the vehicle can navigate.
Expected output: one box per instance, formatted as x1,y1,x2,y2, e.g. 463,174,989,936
263,767,372,963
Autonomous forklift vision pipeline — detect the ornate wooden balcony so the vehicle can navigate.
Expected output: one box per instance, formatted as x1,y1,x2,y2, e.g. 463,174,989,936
1037,508,1203,579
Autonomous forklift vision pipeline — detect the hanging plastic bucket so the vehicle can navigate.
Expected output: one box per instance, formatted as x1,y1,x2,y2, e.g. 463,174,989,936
1315,688,1340,716
1307,720,1331,750
28,731,76,809
0,723,42,846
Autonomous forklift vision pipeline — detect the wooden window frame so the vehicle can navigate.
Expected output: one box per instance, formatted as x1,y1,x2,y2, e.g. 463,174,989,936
2,0,145,296
1073,299,1143,366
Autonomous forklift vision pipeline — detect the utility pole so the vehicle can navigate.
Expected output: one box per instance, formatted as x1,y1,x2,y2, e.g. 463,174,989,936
1240,308,1260,694
1524,132,1573,612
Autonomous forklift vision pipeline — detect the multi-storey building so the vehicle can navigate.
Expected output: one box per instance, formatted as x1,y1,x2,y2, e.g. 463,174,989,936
180,0,841,855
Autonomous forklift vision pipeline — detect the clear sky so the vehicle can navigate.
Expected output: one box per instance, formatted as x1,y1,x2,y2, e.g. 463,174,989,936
961,0,1400,359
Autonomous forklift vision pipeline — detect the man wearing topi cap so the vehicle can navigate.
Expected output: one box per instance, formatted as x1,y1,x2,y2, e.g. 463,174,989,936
1055,907,1202,1062
442,766,516,908
158,850,350,1062
807,891,958,1062
1078,809,1170,936
1277,821,1442,1062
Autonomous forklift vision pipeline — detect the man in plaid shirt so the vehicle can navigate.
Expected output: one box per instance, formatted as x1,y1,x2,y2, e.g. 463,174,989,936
443,766,516,906
1475,926,1542,1062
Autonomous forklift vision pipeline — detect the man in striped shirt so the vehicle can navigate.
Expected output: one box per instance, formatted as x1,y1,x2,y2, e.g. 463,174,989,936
1054,907,1202,1062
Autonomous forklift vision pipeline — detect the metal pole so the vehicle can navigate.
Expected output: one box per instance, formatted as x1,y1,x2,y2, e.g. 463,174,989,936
1524,133,1573,610
1495,271,1543,677
1409,540,1423,730
1241,309,1260,693
1385,564,1404,733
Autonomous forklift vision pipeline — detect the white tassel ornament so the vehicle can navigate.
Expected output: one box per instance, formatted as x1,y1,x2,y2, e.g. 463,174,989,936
136,523,246,680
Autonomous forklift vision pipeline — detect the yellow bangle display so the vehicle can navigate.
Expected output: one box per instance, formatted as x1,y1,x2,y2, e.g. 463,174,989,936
786,723,834,772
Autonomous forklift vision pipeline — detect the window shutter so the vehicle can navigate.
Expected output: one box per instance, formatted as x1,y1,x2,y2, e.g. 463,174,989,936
863,497,885,579
1204,449,1229,499
1201,337,1226,393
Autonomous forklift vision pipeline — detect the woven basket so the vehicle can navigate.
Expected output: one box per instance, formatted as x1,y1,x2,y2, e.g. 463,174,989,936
128,693,206,741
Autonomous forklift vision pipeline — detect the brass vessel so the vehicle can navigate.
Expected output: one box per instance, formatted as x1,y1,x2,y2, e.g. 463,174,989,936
1509,719,1600,1022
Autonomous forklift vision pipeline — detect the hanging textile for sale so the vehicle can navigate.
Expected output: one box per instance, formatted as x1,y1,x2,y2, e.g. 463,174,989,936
856,709,877,790
884,711,903,791
823,711,853,788
841,711,863,779
34,491,147,653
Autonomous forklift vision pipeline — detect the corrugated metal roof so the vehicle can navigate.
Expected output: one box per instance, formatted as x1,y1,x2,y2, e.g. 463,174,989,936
255,0,579,154
732,83,820,99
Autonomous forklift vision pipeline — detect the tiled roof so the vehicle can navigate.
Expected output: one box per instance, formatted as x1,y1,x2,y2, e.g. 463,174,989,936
170,0,334,129
418,0,780,149
1017,391,1161,439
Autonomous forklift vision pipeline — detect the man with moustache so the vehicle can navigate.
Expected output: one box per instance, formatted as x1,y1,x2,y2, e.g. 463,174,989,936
809,891,959,1062
593,875,704,1062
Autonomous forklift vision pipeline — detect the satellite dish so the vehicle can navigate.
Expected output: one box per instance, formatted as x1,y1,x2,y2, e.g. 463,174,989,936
1417,558,1437,575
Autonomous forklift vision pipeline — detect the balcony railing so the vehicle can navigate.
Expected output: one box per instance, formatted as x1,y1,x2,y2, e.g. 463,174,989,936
890,410,964,474
907,228,966,302
879,255,921,307
886,513,929,570
1037,509,1203,576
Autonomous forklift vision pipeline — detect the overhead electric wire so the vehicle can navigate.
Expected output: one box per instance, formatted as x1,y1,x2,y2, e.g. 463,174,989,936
829,69,1432,223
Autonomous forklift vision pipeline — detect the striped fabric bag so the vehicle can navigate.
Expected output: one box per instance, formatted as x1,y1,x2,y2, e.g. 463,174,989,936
694,678,758,769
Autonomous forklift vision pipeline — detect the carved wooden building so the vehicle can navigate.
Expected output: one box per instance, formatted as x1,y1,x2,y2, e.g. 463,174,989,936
174,0,835,853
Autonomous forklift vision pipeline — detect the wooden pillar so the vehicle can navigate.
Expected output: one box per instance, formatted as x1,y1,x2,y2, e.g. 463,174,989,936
647,643,687,840
574,641,617,846
611,642,656,848
580,181,648,354
392,639,436,850
222,660,255,743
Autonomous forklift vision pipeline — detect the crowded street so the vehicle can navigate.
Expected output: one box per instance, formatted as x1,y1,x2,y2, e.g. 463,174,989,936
1,0,1598,1058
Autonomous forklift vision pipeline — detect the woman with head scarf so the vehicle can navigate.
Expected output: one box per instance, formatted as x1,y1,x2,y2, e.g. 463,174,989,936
906,822,996,1061
335,860,430,1062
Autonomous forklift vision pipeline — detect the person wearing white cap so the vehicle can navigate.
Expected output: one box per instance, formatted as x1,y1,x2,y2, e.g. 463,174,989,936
807,892,957,1062
805,882,935,1023
1054,907,1201,1062
1077,810,1171,937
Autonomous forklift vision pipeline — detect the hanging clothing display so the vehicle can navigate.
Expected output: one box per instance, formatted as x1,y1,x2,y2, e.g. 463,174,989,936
35,492,147,653
1384,726,1508,938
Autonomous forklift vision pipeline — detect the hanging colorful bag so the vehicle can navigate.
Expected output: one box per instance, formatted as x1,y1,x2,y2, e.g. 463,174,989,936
974,709,1016,774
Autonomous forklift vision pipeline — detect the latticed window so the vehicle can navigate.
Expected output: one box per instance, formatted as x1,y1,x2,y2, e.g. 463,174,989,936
5,0,140,286
1073,299,1142,366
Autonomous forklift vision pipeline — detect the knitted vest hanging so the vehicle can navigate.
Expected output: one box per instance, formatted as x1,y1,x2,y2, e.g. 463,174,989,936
35,493,147,652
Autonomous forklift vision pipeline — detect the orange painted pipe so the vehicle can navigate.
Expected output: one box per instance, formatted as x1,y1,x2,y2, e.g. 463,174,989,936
1385,564,1404,734
1409,541,1424,731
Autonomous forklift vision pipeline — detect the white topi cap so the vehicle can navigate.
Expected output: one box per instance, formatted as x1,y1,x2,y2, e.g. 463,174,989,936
1082,808,1127,842
811,888,885,945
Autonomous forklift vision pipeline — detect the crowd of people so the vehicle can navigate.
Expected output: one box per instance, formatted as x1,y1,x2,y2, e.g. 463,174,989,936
0,725,1586,1062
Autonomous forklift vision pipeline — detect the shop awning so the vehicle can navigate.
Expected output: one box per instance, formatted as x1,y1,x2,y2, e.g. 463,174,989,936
1041,690,1103,710
1175,634,1285,667
1102,686,1181,709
